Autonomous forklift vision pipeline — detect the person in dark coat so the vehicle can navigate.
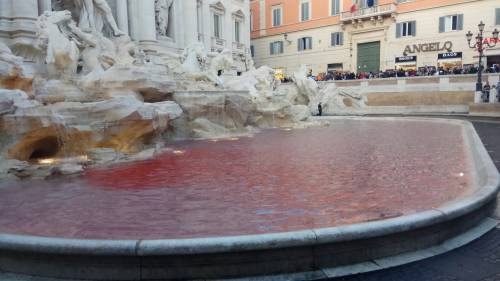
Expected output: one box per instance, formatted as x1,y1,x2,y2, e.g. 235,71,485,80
318,102,323,116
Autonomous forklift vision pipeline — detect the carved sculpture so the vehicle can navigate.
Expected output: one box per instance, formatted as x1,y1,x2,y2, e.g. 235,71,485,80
180,42,208,77
74,0,126,36
37,10,119,77
207,49,234,85
37,11,81,77
155,0,174,37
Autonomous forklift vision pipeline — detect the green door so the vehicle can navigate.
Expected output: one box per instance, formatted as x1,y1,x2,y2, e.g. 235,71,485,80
357,41,380,73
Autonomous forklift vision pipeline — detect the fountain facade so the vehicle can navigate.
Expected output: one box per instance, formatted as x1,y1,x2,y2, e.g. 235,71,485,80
0,3,320,180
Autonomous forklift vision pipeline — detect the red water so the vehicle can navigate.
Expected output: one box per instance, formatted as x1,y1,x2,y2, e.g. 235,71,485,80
0,120,472,240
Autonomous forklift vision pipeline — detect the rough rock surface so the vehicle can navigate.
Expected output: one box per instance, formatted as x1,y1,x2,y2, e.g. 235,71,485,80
310,83,367,115
0,42,33,93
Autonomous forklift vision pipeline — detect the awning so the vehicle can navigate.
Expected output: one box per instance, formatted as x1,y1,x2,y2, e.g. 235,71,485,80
438,52,462,60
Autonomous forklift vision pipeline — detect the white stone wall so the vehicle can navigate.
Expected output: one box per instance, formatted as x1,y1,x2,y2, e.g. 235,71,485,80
0,0,252,72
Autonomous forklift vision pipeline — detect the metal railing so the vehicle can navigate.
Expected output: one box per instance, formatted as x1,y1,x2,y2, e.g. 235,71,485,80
340,3,396,21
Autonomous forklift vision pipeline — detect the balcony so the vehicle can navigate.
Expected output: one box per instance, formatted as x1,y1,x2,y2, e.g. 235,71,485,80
232,42,246,54
211,37,226,51
340,3,396,23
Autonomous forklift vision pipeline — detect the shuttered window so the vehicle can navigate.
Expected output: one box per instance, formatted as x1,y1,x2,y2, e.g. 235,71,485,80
272,6,282,27
331,0,340,15
270,41,284,55
331,32,344,46
439,14,463,32
298,37,313,51
301,1,310,21
396,21,416,38
213,14,222,38
360,0,378,8
234,21,241,43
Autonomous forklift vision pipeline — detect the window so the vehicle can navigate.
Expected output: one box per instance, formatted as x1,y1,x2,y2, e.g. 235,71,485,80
439,14,463,32
272,6,282,27
197,1,203,36
300,1,310,21
360,0,378,8
298,37,312,51
396,21,416,38
331,0,340,15
234,21,241,42
331,32,343,46
270,41,284,55
496,8,500,25
213,13,222,38
250,45,255,57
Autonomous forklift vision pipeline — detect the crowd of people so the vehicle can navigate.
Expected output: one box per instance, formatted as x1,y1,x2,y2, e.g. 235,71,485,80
482,81,500,103
279,64,500,82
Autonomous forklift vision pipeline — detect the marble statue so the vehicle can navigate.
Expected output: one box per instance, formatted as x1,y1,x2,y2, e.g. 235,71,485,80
37,10,118,77
155,0,174,37
207,49,234,86
180,42,208,77
292,64,318,103
37,11,82,77
75,0,126,36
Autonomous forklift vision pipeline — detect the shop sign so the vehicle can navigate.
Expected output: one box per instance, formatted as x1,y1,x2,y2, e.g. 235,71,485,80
438,52,462,60
395,56,417,63
483,38,499,44
403,41,453,55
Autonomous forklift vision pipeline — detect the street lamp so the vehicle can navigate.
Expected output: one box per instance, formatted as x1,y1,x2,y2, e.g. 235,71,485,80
466,21,499,103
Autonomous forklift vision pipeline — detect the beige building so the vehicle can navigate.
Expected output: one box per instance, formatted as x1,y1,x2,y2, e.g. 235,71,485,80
250,0,500,76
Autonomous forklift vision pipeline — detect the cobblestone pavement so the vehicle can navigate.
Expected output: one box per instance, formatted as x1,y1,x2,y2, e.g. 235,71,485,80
334,118,500,281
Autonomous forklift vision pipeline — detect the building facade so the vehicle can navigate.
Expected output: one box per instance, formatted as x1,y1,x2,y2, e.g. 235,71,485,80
250,0,500,76
0,0,251,72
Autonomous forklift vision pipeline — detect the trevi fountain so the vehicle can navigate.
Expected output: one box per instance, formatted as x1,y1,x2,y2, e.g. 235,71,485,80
0,1,498,281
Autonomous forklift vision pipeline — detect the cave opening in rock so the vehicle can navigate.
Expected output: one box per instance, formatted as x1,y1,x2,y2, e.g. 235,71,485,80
28,136,61,161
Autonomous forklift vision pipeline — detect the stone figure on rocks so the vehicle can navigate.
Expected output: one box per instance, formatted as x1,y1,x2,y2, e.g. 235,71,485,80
155,0,174,37
207,49,234,86
180,42,208,77
37,10,126,77
75,0,126,36
37,11,84,77
292,64,318,103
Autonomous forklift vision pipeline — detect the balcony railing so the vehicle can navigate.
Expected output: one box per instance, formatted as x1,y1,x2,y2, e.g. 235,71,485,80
211,37,226,50
232,42,245,53
341,3,396,22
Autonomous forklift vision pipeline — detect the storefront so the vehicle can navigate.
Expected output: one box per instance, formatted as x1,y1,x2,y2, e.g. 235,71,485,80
395,56,417,71
327,63,343,72
486,55,500,68
437,52,463,70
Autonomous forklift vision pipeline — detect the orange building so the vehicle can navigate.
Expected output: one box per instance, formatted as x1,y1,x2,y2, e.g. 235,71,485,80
250,0,500,76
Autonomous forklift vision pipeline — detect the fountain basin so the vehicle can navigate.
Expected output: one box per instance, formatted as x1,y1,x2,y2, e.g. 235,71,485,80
0,117,498,280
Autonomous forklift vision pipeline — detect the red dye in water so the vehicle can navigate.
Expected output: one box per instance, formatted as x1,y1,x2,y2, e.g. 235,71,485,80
0,120,472,240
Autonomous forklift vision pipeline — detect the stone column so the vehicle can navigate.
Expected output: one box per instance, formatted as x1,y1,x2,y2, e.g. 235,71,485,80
1,0,39,50
137,0,157,43
37,0,51,15
259,0,266,36
115,0,129,35
183,0,198,47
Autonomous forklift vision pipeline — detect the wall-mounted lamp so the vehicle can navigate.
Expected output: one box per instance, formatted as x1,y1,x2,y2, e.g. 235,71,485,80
284,33,292,44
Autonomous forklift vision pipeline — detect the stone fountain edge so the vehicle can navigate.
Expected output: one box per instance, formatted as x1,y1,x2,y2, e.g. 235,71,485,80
0,117,498,280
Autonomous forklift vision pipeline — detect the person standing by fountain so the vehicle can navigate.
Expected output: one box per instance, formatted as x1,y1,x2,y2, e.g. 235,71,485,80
490,85,497,104
318,102,323,116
